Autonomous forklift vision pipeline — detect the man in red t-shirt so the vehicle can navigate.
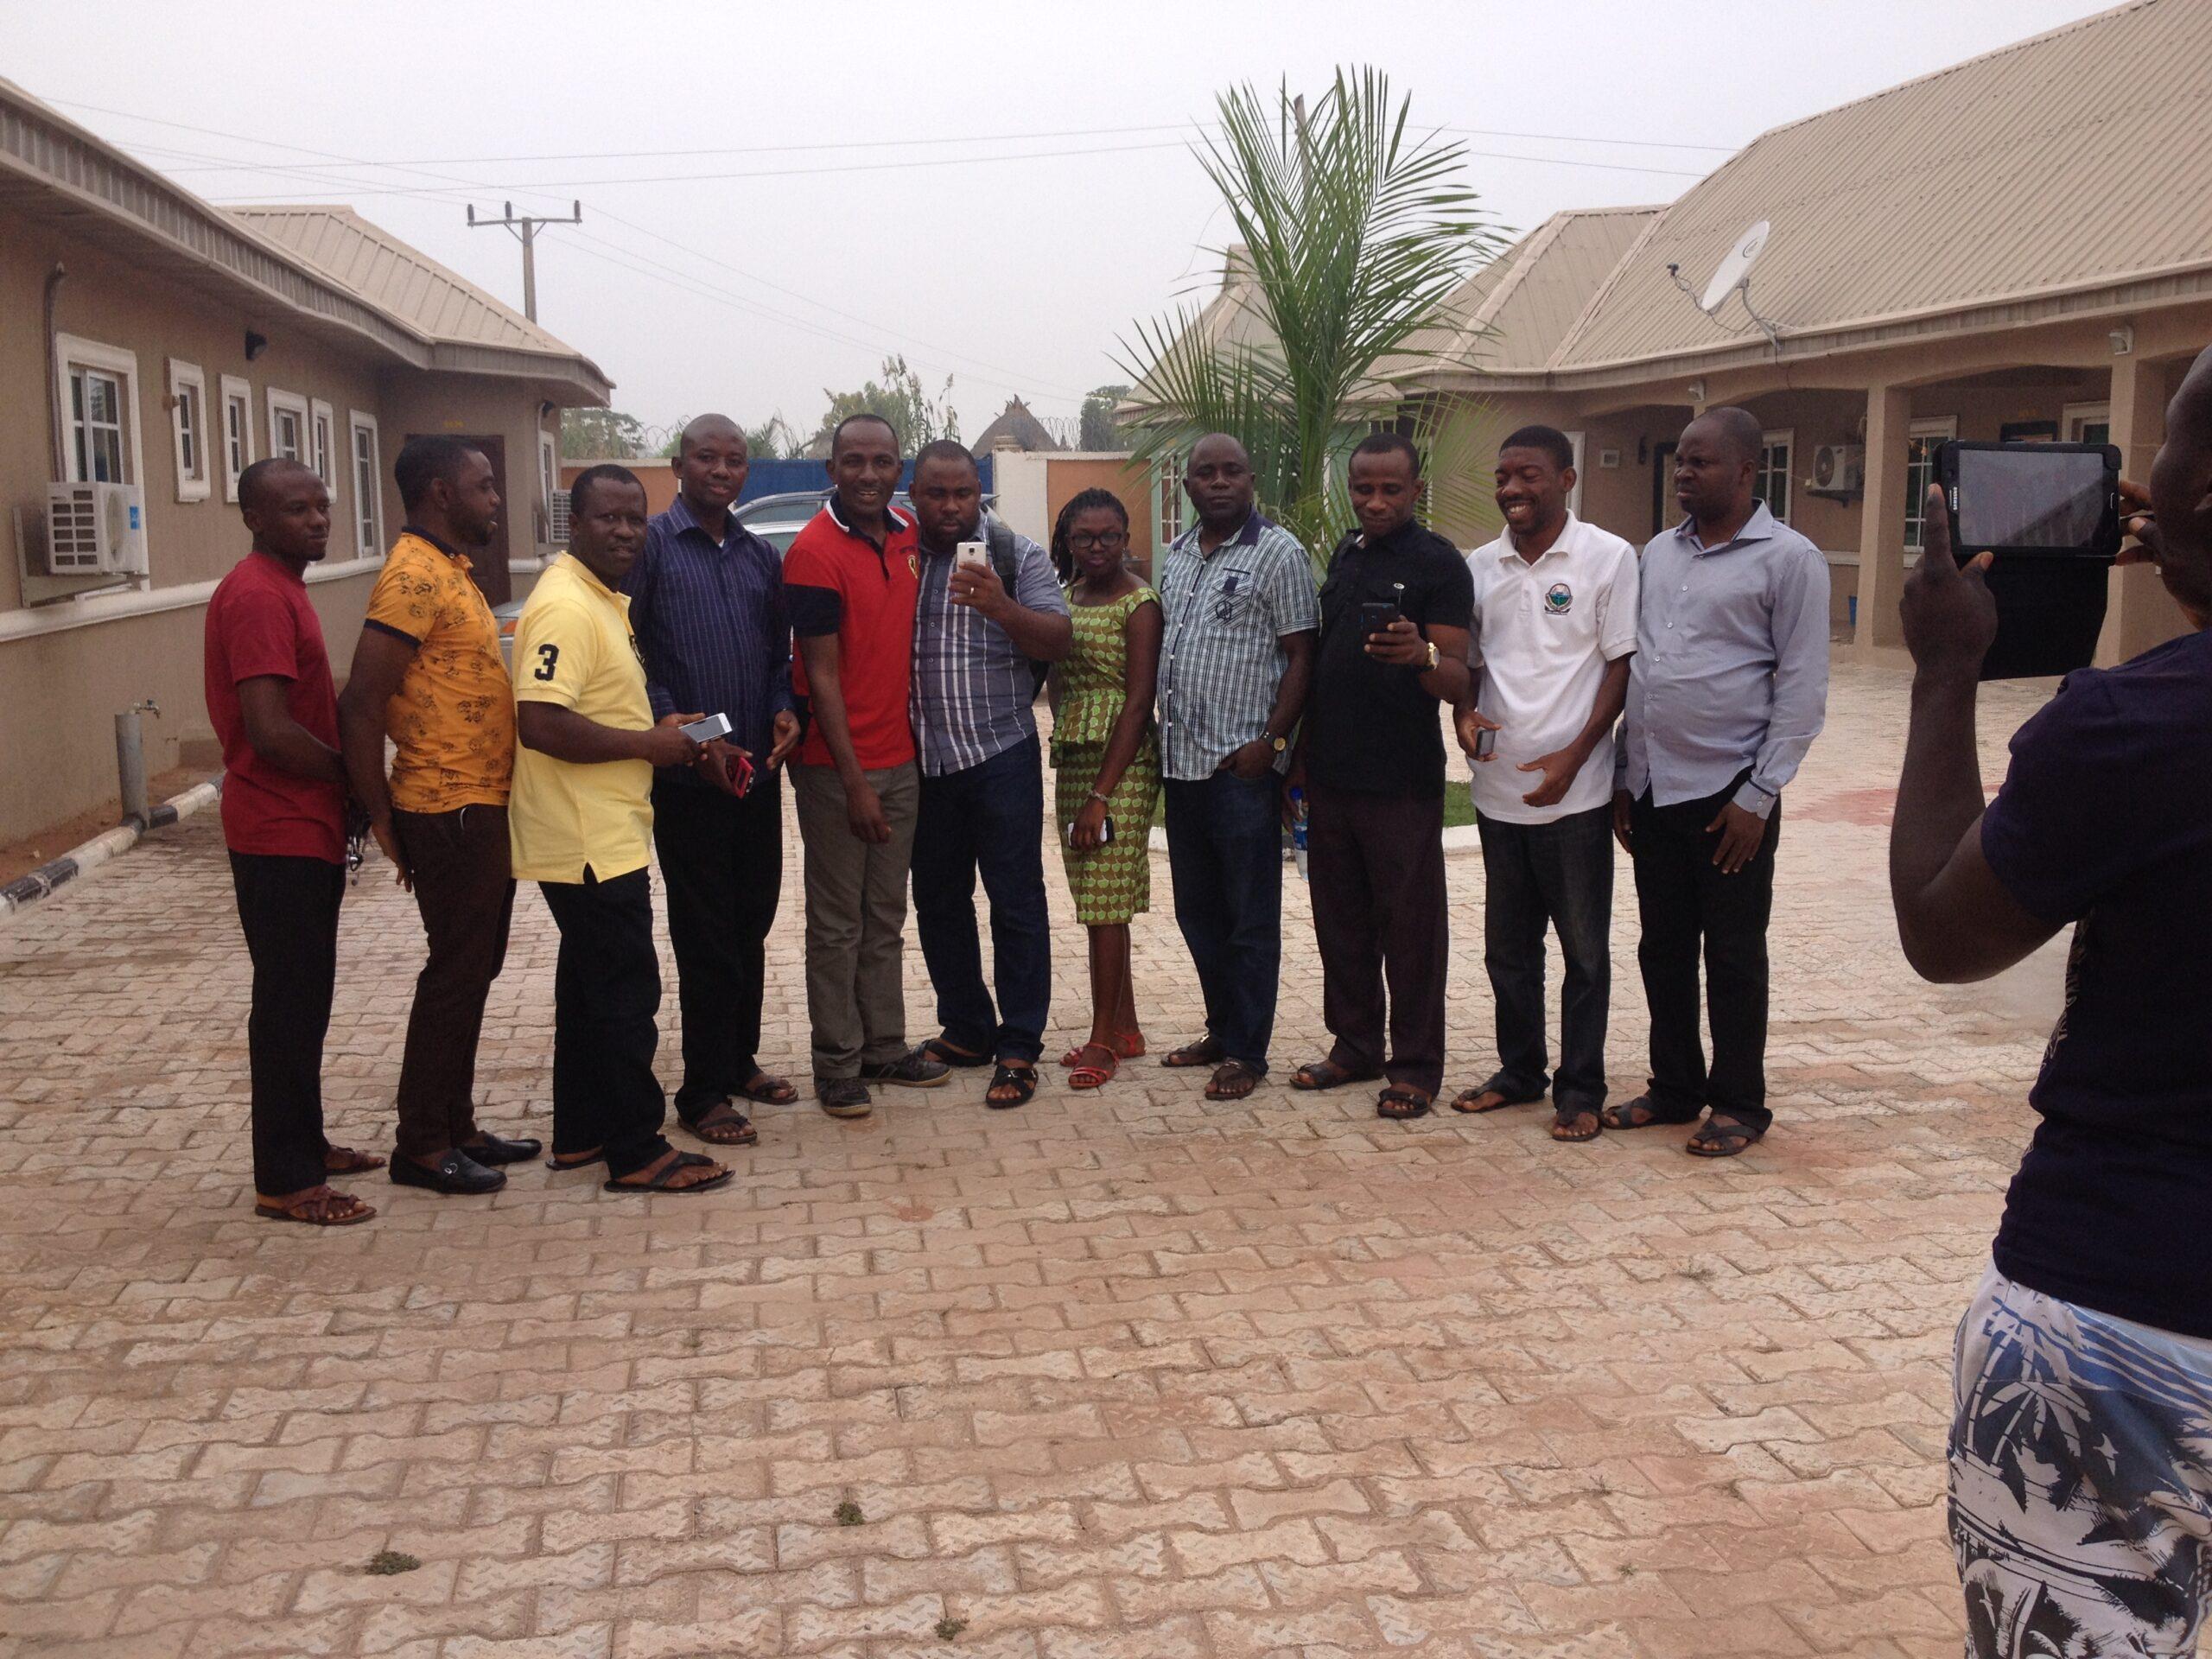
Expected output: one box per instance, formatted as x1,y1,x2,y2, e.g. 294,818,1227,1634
204,457,377,1226
781,414,949,1114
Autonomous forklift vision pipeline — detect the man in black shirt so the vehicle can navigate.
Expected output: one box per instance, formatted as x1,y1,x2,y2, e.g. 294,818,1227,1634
1892,343,2212,1656
1288,434,1473,1119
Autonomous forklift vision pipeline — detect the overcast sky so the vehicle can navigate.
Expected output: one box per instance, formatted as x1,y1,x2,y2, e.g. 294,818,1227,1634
6,0,2113,444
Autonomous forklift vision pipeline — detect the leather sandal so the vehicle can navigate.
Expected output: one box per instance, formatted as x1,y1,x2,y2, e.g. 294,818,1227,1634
1376,1086,1433,1121
1291,1058,1381,1091
257,1185,376,1225
986,1063,1038,1109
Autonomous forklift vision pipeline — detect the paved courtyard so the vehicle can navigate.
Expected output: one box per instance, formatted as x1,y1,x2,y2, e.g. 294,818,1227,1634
0,664,2070,1659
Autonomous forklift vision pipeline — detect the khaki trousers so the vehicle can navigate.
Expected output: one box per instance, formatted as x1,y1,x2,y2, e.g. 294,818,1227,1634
791,760,918,1079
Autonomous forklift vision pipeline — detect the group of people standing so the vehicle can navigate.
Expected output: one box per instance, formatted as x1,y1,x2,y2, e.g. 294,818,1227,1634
201,398,1827,1226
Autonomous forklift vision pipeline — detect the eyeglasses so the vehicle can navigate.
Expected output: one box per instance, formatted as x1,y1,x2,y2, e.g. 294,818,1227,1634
1068,531,1129,552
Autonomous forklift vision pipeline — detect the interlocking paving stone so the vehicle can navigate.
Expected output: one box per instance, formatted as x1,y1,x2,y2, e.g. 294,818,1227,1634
0,666,2076,1653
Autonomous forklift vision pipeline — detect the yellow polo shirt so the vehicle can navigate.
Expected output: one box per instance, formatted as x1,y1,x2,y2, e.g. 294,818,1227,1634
508,553,655,883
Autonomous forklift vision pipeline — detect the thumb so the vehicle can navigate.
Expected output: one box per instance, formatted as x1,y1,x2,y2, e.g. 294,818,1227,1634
1516,758,1544,773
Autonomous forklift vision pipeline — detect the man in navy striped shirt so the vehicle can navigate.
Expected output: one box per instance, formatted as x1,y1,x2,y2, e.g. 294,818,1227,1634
626,414,803,1148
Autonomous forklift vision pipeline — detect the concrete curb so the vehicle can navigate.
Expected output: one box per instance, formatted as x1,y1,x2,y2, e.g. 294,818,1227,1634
0,775,223,923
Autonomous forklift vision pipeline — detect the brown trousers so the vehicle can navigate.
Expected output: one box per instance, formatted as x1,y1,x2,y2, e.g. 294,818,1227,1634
391,803,514,1158
1306,781,1449,1097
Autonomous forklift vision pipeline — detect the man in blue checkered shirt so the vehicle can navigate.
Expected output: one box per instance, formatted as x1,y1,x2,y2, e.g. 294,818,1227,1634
906,441,1073,1108
1154,434,1320,1101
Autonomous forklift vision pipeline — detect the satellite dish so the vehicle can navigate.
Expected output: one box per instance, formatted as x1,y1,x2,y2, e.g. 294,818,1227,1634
1700,220,1770,314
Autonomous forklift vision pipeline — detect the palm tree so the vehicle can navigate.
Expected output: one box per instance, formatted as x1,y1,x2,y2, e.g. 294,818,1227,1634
1118,70,1505,566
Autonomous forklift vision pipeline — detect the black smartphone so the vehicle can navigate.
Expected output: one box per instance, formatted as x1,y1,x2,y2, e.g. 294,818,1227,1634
1357,600,1402,638
1935,440,2122,680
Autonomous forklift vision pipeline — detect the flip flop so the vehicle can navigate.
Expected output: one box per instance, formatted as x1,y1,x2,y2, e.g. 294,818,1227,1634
733,1073,799,1106
256,1185,376,1226
1376,1087,1433,1121
545,1148,607,1172
1686,1116,1764,1159
1291,1058,1382,1091
686,1103,759,1147
605,1151,734,1195
1549,1104,1602,1142
1449,1080,1545,1114
923,1037,992,1069
1161,1038,1224,1069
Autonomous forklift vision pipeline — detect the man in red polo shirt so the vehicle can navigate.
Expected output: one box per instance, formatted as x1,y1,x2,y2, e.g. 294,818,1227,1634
783,414,950,1115
204,457,378,1225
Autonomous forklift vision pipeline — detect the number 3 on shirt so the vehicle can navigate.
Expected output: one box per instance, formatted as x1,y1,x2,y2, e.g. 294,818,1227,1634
532,643,560,683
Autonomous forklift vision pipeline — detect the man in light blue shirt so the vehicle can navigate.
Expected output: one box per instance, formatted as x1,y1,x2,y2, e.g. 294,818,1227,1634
1607,406,1829,1157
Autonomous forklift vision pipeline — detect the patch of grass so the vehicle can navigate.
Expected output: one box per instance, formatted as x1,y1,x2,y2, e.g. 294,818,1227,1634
365,1549,421,1576
833,1500,864,1528
935,1617,968,1641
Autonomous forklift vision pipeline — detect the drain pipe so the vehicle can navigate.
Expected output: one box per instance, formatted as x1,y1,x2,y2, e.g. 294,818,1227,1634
43,264,67,482
117,698,159,829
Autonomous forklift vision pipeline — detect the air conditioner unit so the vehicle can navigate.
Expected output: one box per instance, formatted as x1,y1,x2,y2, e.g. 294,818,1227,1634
44,481,149,576
1808,444,1865,496
547,490,572,549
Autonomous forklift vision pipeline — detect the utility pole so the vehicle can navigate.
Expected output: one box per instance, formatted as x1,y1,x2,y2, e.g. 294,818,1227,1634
466,200,582,322
1293,93,1311,198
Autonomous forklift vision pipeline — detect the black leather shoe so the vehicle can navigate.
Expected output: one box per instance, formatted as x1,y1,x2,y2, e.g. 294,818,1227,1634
390,1149,506,1195
462,1132,543,1166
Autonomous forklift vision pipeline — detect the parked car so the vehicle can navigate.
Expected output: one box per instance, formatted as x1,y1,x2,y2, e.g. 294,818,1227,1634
498,488,966,669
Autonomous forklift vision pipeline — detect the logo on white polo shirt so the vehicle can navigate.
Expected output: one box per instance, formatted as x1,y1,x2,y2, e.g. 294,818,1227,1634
1544,581,1573,615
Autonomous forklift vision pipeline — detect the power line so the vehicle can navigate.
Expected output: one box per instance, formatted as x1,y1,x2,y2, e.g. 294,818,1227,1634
141,119,1737,174
58,96,1725,192
102,131,1099,401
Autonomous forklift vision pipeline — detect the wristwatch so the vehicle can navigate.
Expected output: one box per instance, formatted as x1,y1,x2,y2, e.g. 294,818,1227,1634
1265,732,1288,753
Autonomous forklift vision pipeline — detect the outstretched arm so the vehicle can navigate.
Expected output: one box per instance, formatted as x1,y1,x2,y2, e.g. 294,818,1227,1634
1889,486,2061,982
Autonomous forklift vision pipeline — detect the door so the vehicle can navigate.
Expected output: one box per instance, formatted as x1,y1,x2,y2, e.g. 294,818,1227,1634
1649,442,1677,539
411,433,511,604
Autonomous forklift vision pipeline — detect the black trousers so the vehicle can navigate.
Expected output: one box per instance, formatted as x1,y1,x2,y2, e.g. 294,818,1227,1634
1306,782,1449,1097
1475,805,1615,1112
228,852,345,1196
652,772,783,1121
391,804,514,1158
1629,777,1780,1133
540,868,672,1178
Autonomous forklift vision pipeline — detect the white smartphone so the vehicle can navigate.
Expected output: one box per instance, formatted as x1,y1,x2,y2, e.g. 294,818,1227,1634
679,712,733,743
956,540,988,570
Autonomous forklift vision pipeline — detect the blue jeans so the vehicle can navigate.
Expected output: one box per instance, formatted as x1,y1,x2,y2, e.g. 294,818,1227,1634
1475,804,1614,1111
1163,769,1283,1069
912,736,1052,1064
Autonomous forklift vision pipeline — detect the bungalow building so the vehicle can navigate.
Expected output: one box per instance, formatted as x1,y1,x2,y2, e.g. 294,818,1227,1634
1143,0,2212,669
0,78,609,845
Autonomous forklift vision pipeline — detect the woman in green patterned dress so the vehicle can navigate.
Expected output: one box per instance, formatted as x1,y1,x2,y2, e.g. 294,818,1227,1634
1050,489,1162,1090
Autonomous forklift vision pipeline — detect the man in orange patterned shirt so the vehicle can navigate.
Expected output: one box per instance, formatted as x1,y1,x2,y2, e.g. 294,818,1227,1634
337,436,541,1195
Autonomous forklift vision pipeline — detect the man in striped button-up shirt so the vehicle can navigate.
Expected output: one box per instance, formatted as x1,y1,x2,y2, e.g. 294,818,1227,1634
906,440,1072,1105
626,416,803,1147
1153,434,1319,1102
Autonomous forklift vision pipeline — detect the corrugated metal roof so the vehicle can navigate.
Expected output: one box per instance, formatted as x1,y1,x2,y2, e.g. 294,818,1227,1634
1550,0,2212,372
226,206,581,359
1398,206,1661,374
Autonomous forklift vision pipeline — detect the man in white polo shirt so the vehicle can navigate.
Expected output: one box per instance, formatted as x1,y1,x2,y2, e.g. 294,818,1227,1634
1452,425,1638,1141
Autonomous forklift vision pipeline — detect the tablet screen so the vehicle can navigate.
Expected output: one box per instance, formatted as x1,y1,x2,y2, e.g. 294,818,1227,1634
1955,447,2109,550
